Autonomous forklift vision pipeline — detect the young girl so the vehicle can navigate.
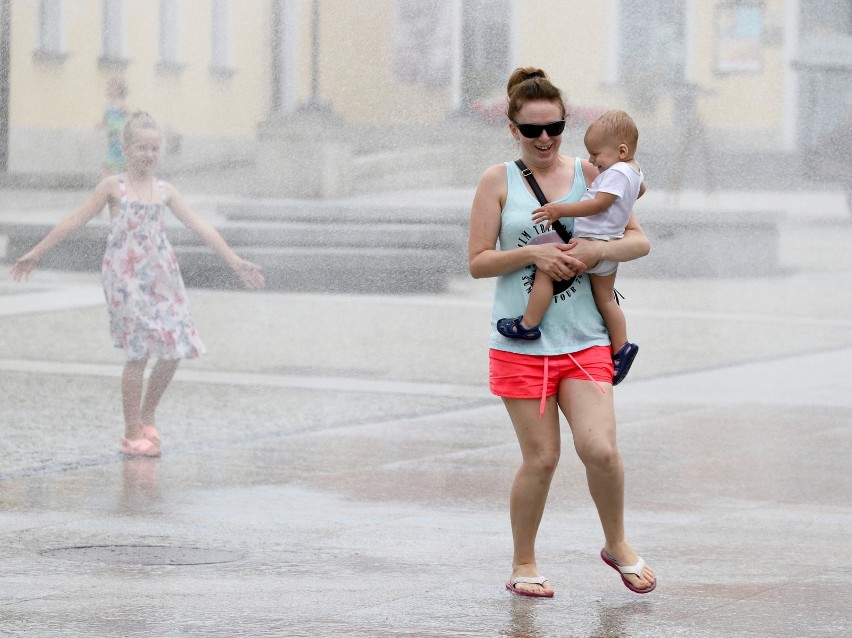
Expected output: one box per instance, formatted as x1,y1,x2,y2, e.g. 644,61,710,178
11,111,265,457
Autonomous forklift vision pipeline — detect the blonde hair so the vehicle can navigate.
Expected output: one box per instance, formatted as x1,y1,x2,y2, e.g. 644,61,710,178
587,110,639,154
122,111,160,145
506,67,567,121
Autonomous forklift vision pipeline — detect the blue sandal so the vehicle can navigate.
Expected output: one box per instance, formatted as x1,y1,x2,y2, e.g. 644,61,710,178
497,316,541,340
612,342,638,385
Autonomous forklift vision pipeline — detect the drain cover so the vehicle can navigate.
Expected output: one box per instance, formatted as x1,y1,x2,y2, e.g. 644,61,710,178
41,545,242,566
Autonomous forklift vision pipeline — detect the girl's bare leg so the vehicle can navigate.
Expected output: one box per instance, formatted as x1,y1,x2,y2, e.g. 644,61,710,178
140,358,179,426
502,396,561,596
558,378,655,590
589,273,627,353
522,271,555,329
122,360,147,439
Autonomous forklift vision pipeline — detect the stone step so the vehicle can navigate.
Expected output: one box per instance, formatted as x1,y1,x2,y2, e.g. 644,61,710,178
219,198,470,225
0,216,466,293
176,245,452,293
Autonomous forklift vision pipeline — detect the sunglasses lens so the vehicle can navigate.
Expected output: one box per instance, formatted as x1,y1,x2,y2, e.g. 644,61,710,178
516,121,565,138
517,124,543,138
546,120,566,136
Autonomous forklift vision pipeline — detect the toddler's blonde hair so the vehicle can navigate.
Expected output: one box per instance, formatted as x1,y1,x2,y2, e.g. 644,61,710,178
588,110,639,154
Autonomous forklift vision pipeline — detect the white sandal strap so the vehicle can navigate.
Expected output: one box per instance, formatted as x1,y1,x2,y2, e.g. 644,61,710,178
510,576,549,586
616,556,646,577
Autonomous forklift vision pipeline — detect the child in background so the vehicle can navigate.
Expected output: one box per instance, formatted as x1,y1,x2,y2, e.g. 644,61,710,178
498,110,645,385
100,77,131,178
11,111,265,456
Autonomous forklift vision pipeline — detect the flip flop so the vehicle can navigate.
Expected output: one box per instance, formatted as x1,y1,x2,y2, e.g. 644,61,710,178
120,436,161,458
600,548,656,594
141,423,161,446
506,576,554,598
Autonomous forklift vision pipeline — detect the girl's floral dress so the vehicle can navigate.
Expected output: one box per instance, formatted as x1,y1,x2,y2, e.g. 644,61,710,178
101,177,206,361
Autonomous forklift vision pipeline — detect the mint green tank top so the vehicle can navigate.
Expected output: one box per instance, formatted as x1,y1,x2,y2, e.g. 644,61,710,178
489,157,610,355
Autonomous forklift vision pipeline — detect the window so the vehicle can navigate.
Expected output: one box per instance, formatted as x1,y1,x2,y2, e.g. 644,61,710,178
617,0,686,112
391,0,455,86
35,0,65,60
460,0,512,107
158,0,182,71
618,0,685,86
101,0,126,64
210,0,232,74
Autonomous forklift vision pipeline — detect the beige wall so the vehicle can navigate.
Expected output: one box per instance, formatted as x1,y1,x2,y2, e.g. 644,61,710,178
9,0,272,136
515,1,613,111
321,0,455,124
6,0,799,167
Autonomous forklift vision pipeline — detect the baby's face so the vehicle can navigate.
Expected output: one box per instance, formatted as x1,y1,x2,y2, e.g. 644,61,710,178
584,128,624,173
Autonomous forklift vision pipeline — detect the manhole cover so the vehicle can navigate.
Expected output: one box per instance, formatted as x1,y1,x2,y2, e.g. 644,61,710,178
41,545,242,566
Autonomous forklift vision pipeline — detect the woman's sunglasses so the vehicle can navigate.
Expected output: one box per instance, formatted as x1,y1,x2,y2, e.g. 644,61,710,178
513,119,566,138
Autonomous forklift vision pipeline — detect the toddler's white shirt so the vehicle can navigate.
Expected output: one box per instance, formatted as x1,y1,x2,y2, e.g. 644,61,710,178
574,162,643,240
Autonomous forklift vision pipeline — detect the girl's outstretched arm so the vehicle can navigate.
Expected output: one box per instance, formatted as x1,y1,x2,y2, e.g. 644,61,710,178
10,178,115,280
163,183,265,289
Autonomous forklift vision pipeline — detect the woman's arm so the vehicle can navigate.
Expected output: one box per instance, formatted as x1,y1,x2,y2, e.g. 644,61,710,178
468,164,585,280
10,178,115,280
164,183,265,289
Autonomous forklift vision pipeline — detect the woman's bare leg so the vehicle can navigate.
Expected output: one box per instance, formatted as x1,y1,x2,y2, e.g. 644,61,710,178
558,378,655,589
503,396,561,595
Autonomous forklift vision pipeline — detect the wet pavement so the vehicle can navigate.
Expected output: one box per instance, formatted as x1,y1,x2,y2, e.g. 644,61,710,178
1,188,852,637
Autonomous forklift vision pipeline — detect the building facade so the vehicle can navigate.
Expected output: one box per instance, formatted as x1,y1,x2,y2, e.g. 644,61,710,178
1,0,850,188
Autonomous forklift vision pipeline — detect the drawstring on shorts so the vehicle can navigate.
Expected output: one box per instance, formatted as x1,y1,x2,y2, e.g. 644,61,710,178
539,357,549,417
539,352,607,418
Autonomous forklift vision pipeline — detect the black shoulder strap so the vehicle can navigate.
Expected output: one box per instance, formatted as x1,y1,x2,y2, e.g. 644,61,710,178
514,160,573,244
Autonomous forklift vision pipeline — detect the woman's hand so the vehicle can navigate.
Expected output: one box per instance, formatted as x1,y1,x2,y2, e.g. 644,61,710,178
10,252,40,281
534,240,588,280
231,258,265,289
564,238,605,272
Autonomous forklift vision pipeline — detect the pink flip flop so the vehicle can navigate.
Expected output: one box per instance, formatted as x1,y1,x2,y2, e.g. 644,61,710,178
506,576,554,598
120,436,161,458
140,424,161,446
600,548,656,594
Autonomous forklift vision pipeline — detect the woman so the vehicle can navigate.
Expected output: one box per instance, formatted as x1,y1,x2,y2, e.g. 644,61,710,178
468,68,656,598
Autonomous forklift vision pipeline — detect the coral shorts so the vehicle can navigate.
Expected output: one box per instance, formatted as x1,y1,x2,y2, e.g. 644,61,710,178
489,346,613,414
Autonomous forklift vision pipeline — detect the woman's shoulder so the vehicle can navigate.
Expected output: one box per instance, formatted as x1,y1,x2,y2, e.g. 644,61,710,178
577,158,597,184
478,162,509,188
95,174,123,199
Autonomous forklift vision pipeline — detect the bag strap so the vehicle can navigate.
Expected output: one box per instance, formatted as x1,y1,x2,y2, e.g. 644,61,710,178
514,159,573,244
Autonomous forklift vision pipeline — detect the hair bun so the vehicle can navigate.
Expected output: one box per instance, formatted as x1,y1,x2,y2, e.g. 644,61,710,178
506,67,549,97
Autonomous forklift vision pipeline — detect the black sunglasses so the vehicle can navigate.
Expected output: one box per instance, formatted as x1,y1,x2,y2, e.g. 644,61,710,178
513,119,566,138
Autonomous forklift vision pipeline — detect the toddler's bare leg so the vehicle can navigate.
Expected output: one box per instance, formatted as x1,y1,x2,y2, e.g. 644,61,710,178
122,360,147,439
590,273,627,353
522,270,555,329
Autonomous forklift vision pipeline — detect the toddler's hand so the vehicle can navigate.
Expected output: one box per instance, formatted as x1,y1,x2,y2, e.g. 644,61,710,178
531,203,561,228
232,258,265,289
